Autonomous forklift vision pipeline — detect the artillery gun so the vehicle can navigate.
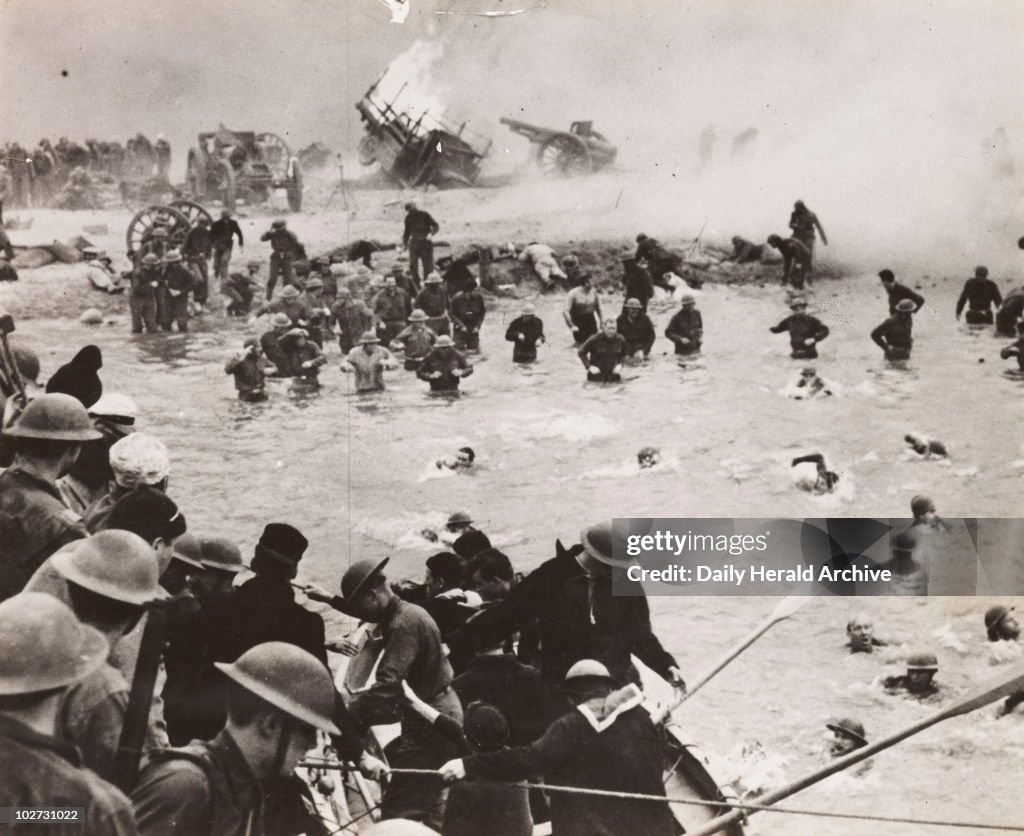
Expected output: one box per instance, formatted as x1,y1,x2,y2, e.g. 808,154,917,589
355,79,491,189
500,118,618,176
186,127,303,212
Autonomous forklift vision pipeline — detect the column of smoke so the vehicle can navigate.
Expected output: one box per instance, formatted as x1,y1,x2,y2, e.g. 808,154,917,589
395,0,1024,275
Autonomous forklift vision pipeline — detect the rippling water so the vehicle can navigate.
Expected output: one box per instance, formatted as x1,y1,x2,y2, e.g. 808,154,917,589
22,275,1024,834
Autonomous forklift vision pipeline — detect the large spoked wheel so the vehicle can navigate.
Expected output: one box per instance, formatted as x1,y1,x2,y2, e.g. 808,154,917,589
125,205,190,255
287,158,303,212
170,199,213,229
538,133,593,177
256,132,292,180
357,134,380,166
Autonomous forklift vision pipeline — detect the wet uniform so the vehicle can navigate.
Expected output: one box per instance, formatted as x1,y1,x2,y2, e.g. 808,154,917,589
372,288,412,347
775,238,812,288
161,263,195,332
222,272,257,315
956,276,1002,324
995,288,1024,335
871,313,913,360
770,312,830,359
505,315,545,363
615,312,656,357
225,353,266,401
579,332,627,382
394,324,437,370
331,298,375,354
450,289,486,351
417,348,473,392
181,226,212,305
129,265,161,334
0,467,87,602
664,308,703,355
404,210,439,284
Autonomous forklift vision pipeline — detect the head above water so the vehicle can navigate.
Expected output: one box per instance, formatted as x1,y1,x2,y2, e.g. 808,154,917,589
846,614,875,649
911,494,936,518
637,446,660,468
985,605,1019,642
975,265,989,278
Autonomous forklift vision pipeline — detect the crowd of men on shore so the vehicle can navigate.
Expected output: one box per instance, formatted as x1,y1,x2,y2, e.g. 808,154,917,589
1,134,171,210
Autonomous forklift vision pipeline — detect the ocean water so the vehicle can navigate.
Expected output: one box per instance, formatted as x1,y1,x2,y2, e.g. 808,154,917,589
20,275,1024,834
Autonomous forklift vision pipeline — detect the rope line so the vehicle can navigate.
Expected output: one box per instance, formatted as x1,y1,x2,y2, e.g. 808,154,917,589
365,767,1024,832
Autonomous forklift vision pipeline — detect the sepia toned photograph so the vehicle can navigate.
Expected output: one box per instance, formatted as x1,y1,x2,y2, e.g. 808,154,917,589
1,1,1023,834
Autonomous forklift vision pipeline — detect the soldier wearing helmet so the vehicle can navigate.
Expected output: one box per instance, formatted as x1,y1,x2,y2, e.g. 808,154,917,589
871,296,917,362
985,605,1020,643
182,216,213,310
826,717,867,758
128,252,162,333
767,234,812,289
416,335,474,393
770,297,830,359
883,651,941,700
308,557,460,830
621,252,654,311
40,530,168,780
225,336,267,402
665,293,703,356
504,301,545,363
0,394,99,601
439,658,675,836
133,642,350,836
788,200,828,262
393,309,437,371
0,593,137,834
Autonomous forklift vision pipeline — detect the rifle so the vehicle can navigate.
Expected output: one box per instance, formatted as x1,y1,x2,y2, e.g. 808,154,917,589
111,602,168,793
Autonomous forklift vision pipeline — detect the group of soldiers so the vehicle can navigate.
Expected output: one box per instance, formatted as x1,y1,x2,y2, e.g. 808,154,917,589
1,134,171,210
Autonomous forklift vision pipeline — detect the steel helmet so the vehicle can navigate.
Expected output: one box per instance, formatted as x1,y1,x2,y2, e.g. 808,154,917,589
163,250,183,263
304,277,324,290
272,219,287,228
447,511,472,526
247,260,261,269
151,227,170,238
109,432,170,488
215,642,340,733
0,593,109,695
171,533,204,569
906,651,938,671
565,659,613,681
434,335,454,348
51,530,168,606
199,537,245,574
580,521,633,568
359,331,380,344
624,298,643,309
409,309,428,322
910,495,935,517
270,313,292,328
826,717,867,746
680,294,696,306
424,272,443,284
141,253,160,266
281,285,301,299
3,393,102,442
522,302,536,315
636,233,647,243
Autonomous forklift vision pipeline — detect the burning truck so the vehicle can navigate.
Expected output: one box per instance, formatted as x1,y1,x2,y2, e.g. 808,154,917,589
355,75,492,190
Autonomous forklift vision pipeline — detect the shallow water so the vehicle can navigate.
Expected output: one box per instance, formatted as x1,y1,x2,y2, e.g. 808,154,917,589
21,275,1024,834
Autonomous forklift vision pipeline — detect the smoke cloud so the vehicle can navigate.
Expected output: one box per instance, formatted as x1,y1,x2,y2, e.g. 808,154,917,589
2,0,1022,272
